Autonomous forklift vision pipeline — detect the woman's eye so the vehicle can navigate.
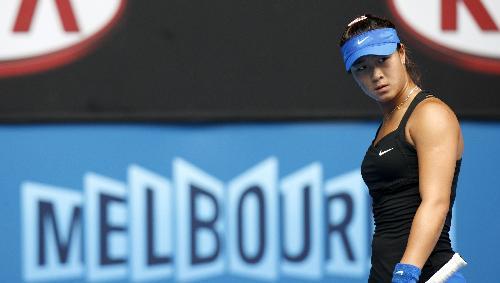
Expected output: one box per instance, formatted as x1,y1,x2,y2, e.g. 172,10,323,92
355,66,366,72
378,57,388,63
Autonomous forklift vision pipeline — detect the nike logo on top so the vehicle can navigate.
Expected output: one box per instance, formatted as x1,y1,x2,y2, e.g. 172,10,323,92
379,148,394,156
357,37,369,45
395,271,404,275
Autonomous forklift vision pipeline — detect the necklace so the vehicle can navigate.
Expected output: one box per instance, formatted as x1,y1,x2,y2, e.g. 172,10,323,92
384,86,419,120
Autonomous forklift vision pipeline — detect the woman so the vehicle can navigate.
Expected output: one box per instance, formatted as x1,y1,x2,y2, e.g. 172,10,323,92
339,15,466,282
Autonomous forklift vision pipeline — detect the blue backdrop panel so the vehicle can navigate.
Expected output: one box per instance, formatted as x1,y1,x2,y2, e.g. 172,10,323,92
0,122,498,282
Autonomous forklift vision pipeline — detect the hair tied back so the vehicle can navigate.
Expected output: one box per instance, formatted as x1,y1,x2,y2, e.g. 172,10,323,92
348,15,368,27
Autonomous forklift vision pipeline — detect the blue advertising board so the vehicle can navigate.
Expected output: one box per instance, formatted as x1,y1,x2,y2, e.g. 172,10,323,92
0,122,498,282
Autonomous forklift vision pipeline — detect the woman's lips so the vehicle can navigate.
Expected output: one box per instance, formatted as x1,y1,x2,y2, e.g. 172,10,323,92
374,84,389,92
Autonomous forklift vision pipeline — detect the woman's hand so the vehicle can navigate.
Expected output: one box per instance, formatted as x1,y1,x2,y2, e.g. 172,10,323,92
392,263,421,283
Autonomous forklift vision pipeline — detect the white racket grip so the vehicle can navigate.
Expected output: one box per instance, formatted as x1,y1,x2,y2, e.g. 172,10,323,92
425,253,467,283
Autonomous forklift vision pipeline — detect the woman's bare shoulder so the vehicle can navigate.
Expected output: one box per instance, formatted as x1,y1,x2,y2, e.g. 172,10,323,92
406,95,461,146
406,94,464,159
410,96,459,128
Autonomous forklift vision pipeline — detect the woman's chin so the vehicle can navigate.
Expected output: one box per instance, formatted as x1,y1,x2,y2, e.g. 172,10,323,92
371,92,393,102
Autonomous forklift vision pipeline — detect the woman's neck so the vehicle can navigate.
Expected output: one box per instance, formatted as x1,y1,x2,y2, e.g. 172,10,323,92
380,82,419,119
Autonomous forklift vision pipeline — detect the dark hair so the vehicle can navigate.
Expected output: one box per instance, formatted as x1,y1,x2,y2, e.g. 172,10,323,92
339,14,421,85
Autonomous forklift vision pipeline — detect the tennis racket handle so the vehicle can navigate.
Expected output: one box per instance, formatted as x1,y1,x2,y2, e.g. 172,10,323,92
425,253,467,283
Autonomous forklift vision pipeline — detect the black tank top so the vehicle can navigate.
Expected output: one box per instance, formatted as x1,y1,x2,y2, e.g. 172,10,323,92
361,90,462,282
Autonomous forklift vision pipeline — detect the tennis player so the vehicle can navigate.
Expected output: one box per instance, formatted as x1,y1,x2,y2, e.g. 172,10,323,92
339,14,466,282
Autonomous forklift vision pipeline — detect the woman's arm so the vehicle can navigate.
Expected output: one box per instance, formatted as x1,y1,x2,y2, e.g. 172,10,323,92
399,99,461,269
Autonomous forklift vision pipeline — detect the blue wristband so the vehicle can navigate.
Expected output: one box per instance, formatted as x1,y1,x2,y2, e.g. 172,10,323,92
392,263,421,283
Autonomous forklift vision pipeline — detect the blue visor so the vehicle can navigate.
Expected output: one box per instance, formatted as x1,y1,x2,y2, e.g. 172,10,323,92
341,28,400,72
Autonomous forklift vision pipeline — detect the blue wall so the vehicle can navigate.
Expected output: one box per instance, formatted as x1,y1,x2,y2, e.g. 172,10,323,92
0,122,498,282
